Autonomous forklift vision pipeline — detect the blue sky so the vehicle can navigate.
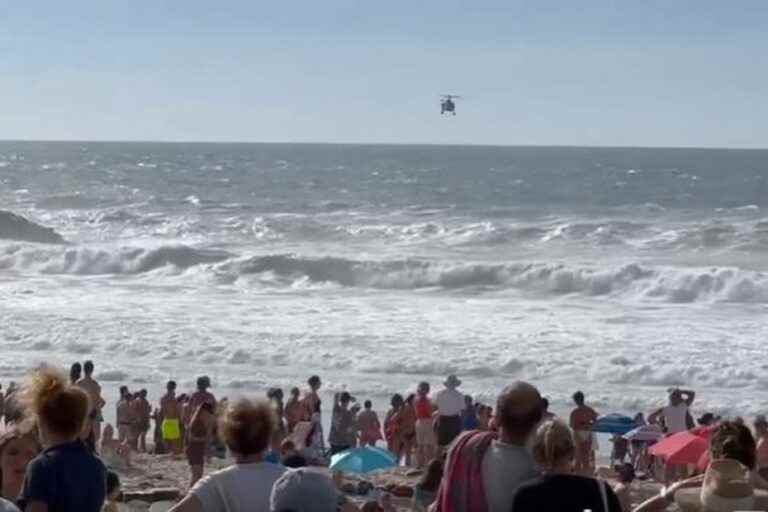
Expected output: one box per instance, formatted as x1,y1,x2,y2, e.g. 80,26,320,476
1,1,766,147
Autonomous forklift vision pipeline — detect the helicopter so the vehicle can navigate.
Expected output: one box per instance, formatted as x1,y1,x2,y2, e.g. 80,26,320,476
440,94,461,115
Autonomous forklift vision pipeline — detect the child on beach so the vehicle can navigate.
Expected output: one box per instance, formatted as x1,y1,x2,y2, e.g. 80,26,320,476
100,424,131,469
612,463,635,512
20,366,107,512
357,400,383,447
185,402,215,488
461,395,479,431
284,387,306,433
413,458,443,511
610,433,629,466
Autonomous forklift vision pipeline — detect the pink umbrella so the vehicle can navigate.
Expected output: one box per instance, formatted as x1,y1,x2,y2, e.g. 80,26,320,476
648,431,709,465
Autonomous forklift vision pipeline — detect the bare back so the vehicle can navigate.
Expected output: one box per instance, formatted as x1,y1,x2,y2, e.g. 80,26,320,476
77,377,104,414
160,394,180,420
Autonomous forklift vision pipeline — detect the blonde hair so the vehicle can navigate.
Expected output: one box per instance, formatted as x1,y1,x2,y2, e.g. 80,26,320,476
24,365,90,438
531,419,575,470
220,398,276,456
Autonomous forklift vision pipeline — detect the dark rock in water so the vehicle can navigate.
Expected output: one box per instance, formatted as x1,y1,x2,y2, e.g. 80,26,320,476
0,210,66,244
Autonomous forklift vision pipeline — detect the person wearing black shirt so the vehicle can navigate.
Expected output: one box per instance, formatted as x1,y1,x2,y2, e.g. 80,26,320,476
19,367,106,512
511,419,621,512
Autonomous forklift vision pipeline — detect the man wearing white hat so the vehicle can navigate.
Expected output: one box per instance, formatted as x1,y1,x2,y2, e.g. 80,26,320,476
434,375,465,450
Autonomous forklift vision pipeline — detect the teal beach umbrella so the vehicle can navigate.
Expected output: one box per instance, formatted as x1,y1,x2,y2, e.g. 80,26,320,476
329,447,397,474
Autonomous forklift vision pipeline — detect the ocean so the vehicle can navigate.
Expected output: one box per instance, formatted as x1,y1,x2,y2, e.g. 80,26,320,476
1,141,767,419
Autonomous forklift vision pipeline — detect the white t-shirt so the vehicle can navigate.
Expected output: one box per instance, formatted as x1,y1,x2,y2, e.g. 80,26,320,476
662,404,689,434
434,387,464,416
481,440,540,512
0,498,20,512
191,462,286,512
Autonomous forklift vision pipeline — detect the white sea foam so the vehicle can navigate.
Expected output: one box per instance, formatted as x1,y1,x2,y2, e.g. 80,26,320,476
2,143,768,419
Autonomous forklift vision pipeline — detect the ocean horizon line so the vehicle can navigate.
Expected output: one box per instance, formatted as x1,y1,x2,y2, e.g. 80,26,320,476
0,138,766,152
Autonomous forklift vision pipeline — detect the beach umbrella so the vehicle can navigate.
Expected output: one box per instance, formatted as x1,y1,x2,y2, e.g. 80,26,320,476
622,425,665,443
592,414,637,435
330,447,398,474
648,431,709,465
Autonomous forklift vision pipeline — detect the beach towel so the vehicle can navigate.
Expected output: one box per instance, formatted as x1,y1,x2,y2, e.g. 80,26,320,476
434,430,497,512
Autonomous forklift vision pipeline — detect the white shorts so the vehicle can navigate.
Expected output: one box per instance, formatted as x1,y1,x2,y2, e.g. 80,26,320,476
416,419,436,447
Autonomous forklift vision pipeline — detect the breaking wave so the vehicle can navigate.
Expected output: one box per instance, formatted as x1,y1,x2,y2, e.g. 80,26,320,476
0,244,231,274
220,254,768,302
1,244,767,303
0,210,66,244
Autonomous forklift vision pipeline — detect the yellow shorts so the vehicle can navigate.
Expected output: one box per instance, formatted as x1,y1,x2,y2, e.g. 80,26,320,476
162,419,181,441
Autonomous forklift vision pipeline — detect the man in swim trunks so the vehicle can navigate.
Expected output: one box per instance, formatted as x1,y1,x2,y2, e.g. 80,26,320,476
160,380,182,454
569,390,598,475
77,360,106,450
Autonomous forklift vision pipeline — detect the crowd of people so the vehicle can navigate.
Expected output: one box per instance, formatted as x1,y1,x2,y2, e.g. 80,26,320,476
0,362,767,511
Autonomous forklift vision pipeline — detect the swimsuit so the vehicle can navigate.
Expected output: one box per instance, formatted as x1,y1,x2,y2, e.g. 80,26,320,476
162,419,181,441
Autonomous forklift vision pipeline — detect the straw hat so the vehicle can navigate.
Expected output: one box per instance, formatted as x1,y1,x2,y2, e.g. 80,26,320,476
444,375,462,388
699,459,754,512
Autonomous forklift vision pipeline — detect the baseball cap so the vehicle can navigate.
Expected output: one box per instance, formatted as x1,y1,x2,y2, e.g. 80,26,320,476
271,469,345,512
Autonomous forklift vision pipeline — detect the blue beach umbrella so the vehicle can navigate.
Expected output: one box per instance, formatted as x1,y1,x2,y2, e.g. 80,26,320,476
330,447,398,474
592,414,636,435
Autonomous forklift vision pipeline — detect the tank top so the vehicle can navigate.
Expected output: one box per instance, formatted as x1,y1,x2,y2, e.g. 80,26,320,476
415,396,433,420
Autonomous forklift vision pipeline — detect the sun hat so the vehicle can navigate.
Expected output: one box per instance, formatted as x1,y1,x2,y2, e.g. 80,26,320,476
699,459,754,512
444,375,462,388
270,469,346,512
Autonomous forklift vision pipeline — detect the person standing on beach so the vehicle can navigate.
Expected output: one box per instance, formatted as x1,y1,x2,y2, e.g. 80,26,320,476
329,392,357,455
76,361,105,450
20,366,106,512
432,381,543,512
160,381,183,454
302,376,324,453
434,375,464,452
185,403,215,489
414,382,436,468
357,400,382,447
69,363,82,385
116,387,134,445
187,376,216,422
569,391,598,475
283,387,305,433
133,390,151,453
648,388,696,484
